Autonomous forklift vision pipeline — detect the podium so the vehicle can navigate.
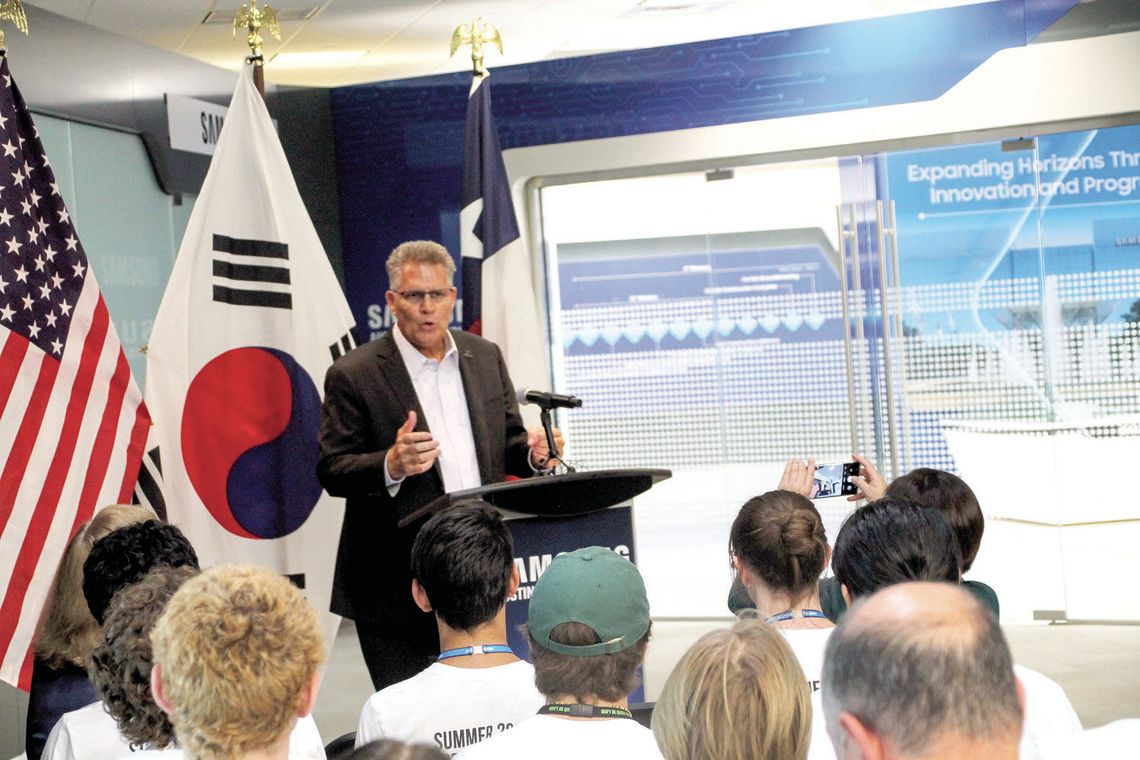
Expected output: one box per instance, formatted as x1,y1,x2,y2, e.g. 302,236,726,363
396,468,672,527
399,468,671,700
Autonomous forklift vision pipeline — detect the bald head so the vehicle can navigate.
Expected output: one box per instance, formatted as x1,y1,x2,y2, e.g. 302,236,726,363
822,583,1021,759
848,582,983,634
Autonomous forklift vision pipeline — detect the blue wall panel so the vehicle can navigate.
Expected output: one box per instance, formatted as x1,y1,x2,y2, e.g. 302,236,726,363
331,0,1077,331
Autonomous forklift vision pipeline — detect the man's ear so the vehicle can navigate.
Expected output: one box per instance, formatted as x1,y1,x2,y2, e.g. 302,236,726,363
506,563,520,600
1015,673,1027,718
150,664,174,717
297,671,321,717
411,578,433,613
841,584,853,607
838,711,883,760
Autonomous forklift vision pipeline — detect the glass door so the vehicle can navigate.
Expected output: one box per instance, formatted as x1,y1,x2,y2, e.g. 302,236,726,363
539,159,856,616
875,123,1140,621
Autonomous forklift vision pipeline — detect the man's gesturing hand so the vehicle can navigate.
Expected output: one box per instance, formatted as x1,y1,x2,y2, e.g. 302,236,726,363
385,411,440,480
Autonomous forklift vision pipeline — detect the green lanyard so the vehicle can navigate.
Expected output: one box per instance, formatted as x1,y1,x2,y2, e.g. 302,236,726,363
538,704,634,720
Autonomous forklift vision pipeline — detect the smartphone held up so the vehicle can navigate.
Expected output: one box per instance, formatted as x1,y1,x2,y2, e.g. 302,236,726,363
813,461,860,498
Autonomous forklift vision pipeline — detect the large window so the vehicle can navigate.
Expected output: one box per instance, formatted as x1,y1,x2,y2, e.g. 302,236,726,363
539,124,1140,620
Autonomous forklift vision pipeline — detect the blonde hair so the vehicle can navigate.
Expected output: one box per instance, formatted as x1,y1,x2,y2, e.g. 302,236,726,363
35,504,155,667
652,618,812,760
150,565,325,760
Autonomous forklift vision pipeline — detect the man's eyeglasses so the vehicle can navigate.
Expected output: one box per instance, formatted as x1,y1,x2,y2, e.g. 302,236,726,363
392,288,454,305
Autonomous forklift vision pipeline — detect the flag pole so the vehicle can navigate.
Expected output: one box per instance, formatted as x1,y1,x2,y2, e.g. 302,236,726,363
0,0,29,51
234,0,281,99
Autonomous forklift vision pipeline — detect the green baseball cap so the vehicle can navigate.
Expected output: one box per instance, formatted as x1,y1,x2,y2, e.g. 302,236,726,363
528,546,651,657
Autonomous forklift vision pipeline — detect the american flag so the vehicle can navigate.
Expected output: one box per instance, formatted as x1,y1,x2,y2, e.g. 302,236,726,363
0,53,150,689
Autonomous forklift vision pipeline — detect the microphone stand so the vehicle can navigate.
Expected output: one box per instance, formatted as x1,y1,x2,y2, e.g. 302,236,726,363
537,404,575,473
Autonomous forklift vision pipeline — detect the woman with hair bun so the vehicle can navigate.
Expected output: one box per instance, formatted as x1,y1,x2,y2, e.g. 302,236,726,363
729,464,835,759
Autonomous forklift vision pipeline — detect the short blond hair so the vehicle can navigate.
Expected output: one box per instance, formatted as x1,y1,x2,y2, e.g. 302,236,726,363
150,565,325,760
652,618,812,760
35,504,155,667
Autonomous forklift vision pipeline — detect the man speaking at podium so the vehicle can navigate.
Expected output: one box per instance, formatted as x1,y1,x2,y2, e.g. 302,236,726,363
318,240,562,690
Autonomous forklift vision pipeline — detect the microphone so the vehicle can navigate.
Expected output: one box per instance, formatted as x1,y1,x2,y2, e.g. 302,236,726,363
516,388,582,409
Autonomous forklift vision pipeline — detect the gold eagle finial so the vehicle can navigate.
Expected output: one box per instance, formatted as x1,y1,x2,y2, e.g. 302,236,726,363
234,0,281,64
0,0,29,50
450,17,503,76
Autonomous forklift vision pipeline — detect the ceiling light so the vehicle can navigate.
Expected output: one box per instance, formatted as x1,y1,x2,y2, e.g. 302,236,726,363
627,0,735,15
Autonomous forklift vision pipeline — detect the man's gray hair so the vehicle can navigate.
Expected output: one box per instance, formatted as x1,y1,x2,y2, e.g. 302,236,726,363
386,240,456,290
821,584,1021,755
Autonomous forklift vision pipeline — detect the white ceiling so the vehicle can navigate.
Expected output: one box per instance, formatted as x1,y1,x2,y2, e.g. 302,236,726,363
27,0,992,88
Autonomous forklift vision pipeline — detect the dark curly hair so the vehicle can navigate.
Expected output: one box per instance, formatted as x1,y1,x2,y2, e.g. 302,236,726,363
88,565,199,749
82,521,199,624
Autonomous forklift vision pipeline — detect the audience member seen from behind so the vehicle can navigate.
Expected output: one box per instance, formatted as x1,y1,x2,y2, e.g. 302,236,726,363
26,504,155,760
831,498,962,605
729,485,835,759
356,500,542,752
840,456,999,618
349,740,448,760
457,546,662,760
829,500,1081,754
652,617,811,760
81,520,199,626
885,467,998,614
145,564,326,760
41,565,199,760
821,582,1023,760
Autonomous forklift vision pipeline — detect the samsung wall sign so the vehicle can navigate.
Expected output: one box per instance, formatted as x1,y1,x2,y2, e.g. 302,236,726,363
166,93,277,156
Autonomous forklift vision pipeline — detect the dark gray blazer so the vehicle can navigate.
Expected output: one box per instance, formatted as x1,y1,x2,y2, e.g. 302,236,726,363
317,329,531,624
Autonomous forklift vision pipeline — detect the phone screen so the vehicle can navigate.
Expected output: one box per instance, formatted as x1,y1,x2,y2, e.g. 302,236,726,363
813,461,860,498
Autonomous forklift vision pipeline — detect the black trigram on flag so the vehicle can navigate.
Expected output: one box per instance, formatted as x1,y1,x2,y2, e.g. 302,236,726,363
132,446,168,521
329,328,359,362
211,233,292,309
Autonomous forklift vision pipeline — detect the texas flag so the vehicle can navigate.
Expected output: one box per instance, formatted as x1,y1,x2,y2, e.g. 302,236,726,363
459,71,546,394
144,63,355,646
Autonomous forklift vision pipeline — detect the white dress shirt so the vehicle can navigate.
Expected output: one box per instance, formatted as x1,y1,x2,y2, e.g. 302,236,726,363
385,325,481,494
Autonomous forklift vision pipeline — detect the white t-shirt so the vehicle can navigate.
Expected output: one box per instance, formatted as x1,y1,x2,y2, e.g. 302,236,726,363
43,702,127,760
781,627,836,760
1015,664,1082,758
1027,719,1140,759
43,700,326,760
356,660,543,756
455,713,665,760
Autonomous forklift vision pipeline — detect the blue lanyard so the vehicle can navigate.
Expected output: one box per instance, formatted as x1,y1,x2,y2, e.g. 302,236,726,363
764,609,828,624
437,644,514,661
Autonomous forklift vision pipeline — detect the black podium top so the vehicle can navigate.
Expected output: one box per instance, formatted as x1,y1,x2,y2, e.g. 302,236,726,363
397,468,672,528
